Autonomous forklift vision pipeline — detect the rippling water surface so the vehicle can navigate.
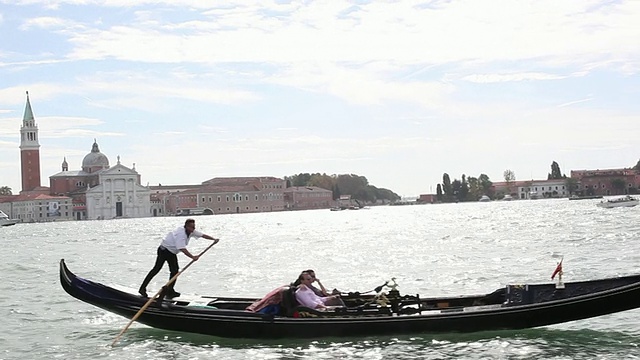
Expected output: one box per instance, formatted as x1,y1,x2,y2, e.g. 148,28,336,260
3,199,640,359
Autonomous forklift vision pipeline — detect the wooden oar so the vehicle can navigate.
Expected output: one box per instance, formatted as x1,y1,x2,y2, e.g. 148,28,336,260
111,240,218,346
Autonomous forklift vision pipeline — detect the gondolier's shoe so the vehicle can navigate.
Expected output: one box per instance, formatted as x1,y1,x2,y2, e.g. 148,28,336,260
165,291,181,298
138,288,148,298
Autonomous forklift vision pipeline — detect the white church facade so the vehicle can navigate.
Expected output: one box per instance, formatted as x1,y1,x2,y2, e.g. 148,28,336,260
84,157,151,220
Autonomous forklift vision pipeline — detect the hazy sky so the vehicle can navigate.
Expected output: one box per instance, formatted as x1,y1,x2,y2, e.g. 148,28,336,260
1,1,639,197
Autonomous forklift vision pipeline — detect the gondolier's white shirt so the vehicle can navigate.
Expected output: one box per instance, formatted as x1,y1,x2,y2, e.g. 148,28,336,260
161,227,204,254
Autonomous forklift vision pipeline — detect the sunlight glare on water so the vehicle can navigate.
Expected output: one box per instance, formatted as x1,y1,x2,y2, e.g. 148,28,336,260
2,199,640,359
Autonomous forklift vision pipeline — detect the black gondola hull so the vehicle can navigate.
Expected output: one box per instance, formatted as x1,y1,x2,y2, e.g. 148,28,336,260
59,259,640,339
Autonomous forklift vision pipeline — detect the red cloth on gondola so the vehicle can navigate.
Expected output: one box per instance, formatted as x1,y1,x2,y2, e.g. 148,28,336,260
245,286,286,312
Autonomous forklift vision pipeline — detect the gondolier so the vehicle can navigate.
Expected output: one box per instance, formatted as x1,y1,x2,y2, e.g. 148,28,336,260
138,218,219,298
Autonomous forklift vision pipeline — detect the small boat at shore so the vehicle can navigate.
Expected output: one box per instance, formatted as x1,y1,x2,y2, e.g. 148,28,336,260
60,259,640,339
596,195,639,208
0,210,18,227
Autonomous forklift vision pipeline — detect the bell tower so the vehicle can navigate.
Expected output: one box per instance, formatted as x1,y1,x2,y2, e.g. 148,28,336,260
19,91,41,192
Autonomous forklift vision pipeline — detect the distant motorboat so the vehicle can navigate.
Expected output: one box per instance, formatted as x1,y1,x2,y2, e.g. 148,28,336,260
502,194,514,201
596,195,639,208
175,207,214,216
569,195,603,201
0,210,18,227
479,195,491,202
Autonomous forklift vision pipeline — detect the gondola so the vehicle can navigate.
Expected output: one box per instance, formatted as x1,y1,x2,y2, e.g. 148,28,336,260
59,259,640,339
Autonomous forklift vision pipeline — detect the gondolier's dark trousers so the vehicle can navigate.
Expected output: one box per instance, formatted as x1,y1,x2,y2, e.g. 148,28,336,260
140,246,180,292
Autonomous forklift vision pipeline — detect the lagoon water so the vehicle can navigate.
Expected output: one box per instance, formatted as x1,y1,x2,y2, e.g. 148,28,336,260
2,198,640,359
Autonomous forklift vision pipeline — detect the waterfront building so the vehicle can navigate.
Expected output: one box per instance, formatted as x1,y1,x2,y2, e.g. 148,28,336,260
0,193,72,223
492,180,530,198
492,179,569,199
417,194,436,203
149,184,202,217
0,92,74,223
3,93,378,219
283,186,334,210
50,141,151,220
571,168,639,196
521,179,568,199
150,177,287,215
19,91,43,193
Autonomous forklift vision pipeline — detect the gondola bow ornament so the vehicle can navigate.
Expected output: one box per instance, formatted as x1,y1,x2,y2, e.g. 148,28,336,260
551,258,563,280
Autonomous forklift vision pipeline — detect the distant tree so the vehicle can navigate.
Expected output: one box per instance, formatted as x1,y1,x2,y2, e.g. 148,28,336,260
285,173,312,186
436,184,443,202
459,174,469,201
634,159,640,171
503,169,516,182
355,187,374,203
565,178,578,196
0,186,11,195
611,178,626,195
548,161,564,179
332,184,341,200
478,174,493,197
335,174,368,197
442,173,452,201
285,172,399,203
374,187,400,202
451,179,461,201
503,169,516,194
309,173,334,190
466,176,480,201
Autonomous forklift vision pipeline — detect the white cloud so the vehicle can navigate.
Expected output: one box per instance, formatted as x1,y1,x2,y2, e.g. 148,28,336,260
29,0,634,112
0,84,75,106
53,1,639,68
462,72,567,83
0,59,73,69
73,70,261,109
0,71,261,113
19,16,69,30
0,114,118,139
557,98,593,108
264,61,454,107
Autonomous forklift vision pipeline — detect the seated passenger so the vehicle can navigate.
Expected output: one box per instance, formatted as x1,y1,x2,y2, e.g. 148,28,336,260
295,273,343,310
292,269,338,295
305,269,345,306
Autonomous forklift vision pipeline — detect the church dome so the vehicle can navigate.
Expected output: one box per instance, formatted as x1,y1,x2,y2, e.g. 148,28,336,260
82,140,109,171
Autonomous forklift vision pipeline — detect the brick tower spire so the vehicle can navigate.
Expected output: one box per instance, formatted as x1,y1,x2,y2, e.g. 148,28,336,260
19,91,41,192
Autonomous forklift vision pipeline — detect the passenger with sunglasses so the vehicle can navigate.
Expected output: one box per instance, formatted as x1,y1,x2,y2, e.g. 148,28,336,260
294,272,344,310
